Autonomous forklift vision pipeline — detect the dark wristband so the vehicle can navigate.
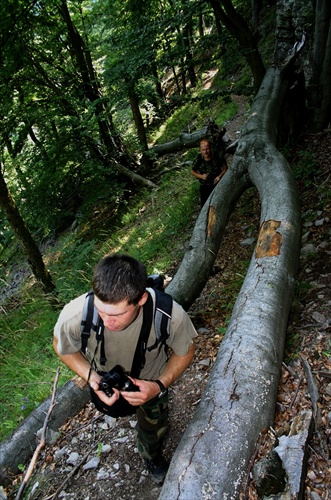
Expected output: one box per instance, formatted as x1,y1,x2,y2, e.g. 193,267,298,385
154,379,168,398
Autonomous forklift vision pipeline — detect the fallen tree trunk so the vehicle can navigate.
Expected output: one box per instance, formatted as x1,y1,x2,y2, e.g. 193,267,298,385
150,127,210,156
160,66,302,499
0,379,90,480
166,156,251,310
150,121,229,157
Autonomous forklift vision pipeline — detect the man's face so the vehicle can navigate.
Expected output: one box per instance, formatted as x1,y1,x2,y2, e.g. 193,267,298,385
94,292,148,331
200,141,211,160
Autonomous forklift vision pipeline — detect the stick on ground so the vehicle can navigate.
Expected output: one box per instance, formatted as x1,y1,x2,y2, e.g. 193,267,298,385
15,367,61,500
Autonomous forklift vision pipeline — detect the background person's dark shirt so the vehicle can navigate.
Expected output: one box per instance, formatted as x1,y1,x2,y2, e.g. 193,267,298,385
192,150,224,185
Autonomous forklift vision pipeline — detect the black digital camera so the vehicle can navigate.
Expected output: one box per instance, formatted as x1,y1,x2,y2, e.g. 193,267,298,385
99,365,139,396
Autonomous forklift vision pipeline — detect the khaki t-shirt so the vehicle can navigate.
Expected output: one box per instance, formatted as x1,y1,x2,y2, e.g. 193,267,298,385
54,288,197,380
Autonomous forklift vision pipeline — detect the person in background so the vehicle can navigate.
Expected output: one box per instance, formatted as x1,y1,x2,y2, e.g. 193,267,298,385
53,253,197,485
191,137,228,207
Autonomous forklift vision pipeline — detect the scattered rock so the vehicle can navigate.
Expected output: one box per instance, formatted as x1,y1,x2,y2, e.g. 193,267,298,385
101,444,111,453
66,452,80,465
301,244,316,255
198,358,211,366
96,468,110,480
82,457,100,470
113,436,129,444
311,311,326,323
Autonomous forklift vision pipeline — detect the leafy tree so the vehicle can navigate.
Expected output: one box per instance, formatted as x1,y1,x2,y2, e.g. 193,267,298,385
0,162,55,294
207,0,266,87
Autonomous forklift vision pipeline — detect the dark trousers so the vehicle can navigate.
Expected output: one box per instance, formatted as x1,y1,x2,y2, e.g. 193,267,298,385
200,184,214,207
135,393,169,460
90,386,168,460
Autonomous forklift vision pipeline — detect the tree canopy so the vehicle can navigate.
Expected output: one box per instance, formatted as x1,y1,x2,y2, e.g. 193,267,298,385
1,0,329,262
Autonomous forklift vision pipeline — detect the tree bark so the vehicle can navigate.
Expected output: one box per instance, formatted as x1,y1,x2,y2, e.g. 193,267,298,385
160,66,301,499
208,0,266,88
128,83,149,152
28,126,49,161
151,129,210,156
311,0,331,131
0,166,56,294
127,81,154,173
251,0,263,25
151,122,229,157
182,12,197,88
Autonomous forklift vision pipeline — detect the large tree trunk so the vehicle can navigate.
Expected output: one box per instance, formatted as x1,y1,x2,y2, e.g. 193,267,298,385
0,167,56,295
310,0,331,131
160,66,301,498
208,0,266,88
127,82,154,174
151,129,210,156
182,12,197,88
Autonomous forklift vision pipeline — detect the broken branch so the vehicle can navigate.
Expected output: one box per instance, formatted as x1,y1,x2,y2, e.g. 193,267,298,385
15,367,61,500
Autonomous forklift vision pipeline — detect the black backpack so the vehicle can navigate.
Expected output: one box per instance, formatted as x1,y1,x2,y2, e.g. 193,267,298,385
80,274,173,372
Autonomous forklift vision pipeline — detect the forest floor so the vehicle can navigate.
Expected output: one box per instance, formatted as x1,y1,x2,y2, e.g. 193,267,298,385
5,98,331,500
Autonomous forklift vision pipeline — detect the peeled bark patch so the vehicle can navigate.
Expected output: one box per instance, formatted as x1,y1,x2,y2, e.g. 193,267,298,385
207,206,217,237
255,220,282,258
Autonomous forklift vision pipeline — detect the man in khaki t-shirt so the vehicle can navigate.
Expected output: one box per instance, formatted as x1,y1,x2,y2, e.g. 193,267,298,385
54,254,197,484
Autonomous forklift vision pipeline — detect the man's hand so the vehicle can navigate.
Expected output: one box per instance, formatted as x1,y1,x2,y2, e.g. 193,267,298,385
90,375,121,406
91,375,160,407
121,378,161,406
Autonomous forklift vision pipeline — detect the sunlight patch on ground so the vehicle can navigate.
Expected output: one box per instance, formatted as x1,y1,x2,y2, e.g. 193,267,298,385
203,68,218,89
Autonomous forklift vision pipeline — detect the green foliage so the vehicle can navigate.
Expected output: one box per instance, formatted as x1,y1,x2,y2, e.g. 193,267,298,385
284,329,301,361
152,95,237,145
294,280,313,302
50,237,99,302
95,168,198,273
0,293,71,441
292,150,317,187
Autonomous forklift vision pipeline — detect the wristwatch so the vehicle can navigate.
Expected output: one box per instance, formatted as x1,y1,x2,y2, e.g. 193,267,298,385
154,380,168,398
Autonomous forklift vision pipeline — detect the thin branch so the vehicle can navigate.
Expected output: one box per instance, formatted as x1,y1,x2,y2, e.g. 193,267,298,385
282,361,299,379
290,375,303,408
300,356,321,422
15,368,61,500
58,413,103,445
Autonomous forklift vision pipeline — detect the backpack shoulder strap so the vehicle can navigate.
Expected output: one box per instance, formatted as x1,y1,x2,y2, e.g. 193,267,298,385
81,291,96,354
130,291,154,378
80,290,107,366
130,289,173,377
147,288,173,352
